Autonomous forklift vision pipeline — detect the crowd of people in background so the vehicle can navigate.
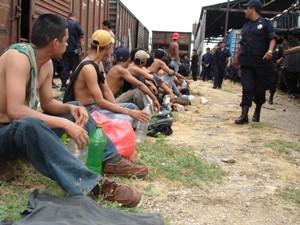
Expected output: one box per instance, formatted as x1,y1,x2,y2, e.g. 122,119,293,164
0,1,299,220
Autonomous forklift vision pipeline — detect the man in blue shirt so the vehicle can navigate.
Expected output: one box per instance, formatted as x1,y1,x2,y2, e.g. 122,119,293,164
213,41,231,89
235,0,276,124
201,48,214,81
61,12,84,90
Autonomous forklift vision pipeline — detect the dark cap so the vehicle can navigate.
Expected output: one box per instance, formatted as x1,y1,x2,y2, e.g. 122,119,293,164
243,0,263,9
103,20,113,29
115,48,130,61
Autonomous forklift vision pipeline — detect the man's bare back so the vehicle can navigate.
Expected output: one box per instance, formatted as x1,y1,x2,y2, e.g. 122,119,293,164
106,65,125,96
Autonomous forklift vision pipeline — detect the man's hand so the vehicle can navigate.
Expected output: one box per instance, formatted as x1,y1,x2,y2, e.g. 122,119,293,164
147,82,158,94
170,94,176,103
153,99,160,112
129,109,150,123
263,51,273,61
64,120,89,150
69,105,89,127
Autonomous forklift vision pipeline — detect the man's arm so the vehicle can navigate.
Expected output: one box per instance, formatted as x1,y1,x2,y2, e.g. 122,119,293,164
263,38,276,60
83,66,149,121
122,69,160,111
101,80,117,104
39,60,89,126
5,52,88,148
129,66,155,82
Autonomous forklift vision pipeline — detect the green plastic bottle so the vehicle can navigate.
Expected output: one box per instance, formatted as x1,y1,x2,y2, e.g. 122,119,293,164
86,127,107,174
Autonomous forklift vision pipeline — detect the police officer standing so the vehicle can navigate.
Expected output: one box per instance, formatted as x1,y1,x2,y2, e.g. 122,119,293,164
213,40,231,89
60,12,84,90
235,0,277,124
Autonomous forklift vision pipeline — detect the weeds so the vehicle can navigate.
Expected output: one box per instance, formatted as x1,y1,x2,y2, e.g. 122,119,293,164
137,136,224,187
265,139,300,155
281,186,300,205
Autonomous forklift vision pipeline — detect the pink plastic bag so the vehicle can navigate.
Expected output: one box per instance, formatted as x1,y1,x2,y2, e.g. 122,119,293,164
91,111,136,161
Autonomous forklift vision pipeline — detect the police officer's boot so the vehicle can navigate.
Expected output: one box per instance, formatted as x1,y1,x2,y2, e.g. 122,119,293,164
252,104,262,122
235,106,249,124
269,92,274,104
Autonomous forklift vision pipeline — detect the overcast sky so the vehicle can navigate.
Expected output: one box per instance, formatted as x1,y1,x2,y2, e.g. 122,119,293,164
120,0,226,33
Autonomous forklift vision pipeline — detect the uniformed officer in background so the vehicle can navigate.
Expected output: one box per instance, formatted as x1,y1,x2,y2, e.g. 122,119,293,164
235,0,277,124
213,40,231,89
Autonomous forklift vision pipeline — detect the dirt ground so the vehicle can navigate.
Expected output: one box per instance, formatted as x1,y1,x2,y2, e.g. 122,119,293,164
140,80,300,225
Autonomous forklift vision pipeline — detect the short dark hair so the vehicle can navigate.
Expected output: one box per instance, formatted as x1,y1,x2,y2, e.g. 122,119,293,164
103,20,112,29
31,14,67,48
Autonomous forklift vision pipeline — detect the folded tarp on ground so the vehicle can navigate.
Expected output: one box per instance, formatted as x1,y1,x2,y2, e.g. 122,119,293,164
1,191,164,225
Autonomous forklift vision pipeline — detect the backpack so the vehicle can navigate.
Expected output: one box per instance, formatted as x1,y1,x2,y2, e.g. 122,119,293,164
63,60,105,103
147,107,173,137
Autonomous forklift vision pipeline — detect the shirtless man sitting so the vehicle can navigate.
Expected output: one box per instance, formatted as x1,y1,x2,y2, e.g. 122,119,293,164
148,49,187,96
0,14,141,207
107,48,160,111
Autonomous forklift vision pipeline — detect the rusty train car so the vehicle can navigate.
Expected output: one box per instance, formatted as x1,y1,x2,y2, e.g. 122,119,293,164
0,0,149,55
108,0,149,50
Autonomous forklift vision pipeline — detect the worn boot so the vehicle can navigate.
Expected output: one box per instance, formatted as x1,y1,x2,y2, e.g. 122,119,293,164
104,158,148,178
235,106,249,124
252,104,262,122
92,178,141,208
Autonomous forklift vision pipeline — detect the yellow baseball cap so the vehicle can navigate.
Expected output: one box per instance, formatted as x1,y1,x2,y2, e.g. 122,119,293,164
91,29,115,47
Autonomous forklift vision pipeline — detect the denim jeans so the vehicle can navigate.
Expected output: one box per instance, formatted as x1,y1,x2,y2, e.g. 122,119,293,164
162,75,181,96
169,58,179,73
0,117,100,196
51,110,119,162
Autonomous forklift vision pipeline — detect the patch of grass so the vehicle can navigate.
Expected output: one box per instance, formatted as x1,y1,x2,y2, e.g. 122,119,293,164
281,187,300,205
137,136,224,187
0,160,64,221
265,139,300,155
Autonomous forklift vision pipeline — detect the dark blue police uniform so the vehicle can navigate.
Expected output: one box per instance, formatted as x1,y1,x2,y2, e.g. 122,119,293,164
238,17,276,107
61,18,84,89
214,47,231,88
201,52,214,81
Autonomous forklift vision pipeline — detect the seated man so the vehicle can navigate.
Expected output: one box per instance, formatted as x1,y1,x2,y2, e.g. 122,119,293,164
68,30,150,124
148,49,187,96
106,48,160,111
0,14,142,208
128,49,176,103
107,48,159,109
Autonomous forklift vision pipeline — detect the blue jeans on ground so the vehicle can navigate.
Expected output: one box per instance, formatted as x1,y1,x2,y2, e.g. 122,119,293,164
162,75,181,96
0,114,119,196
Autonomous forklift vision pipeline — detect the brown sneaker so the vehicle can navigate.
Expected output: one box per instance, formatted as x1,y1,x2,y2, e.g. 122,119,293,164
99,178,141,208
103,158,148,178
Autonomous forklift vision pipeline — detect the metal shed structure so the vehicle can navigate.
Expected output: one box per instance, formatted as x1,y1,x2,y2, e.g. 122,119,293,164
194,0,297,55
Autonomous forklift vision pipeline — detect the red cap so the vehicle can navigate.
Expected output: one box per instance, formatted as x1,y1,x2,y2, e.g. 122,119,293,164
172,32,180,40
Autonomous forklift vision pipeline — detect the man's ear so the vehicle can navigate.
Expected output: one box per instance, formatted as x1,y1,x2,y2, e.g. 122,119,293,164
51,38,59,50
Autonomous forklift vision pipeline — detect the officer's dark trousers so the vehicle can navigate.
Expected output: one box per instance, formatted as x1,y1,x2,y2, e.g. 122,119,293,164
61,52,80,87
201,67,210,81
214,65,225,88
240,63,271,107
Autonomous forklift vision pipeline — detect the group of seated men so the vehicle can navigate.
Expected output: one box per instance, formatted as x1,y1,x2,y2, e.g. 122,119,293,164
0,14,188,208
